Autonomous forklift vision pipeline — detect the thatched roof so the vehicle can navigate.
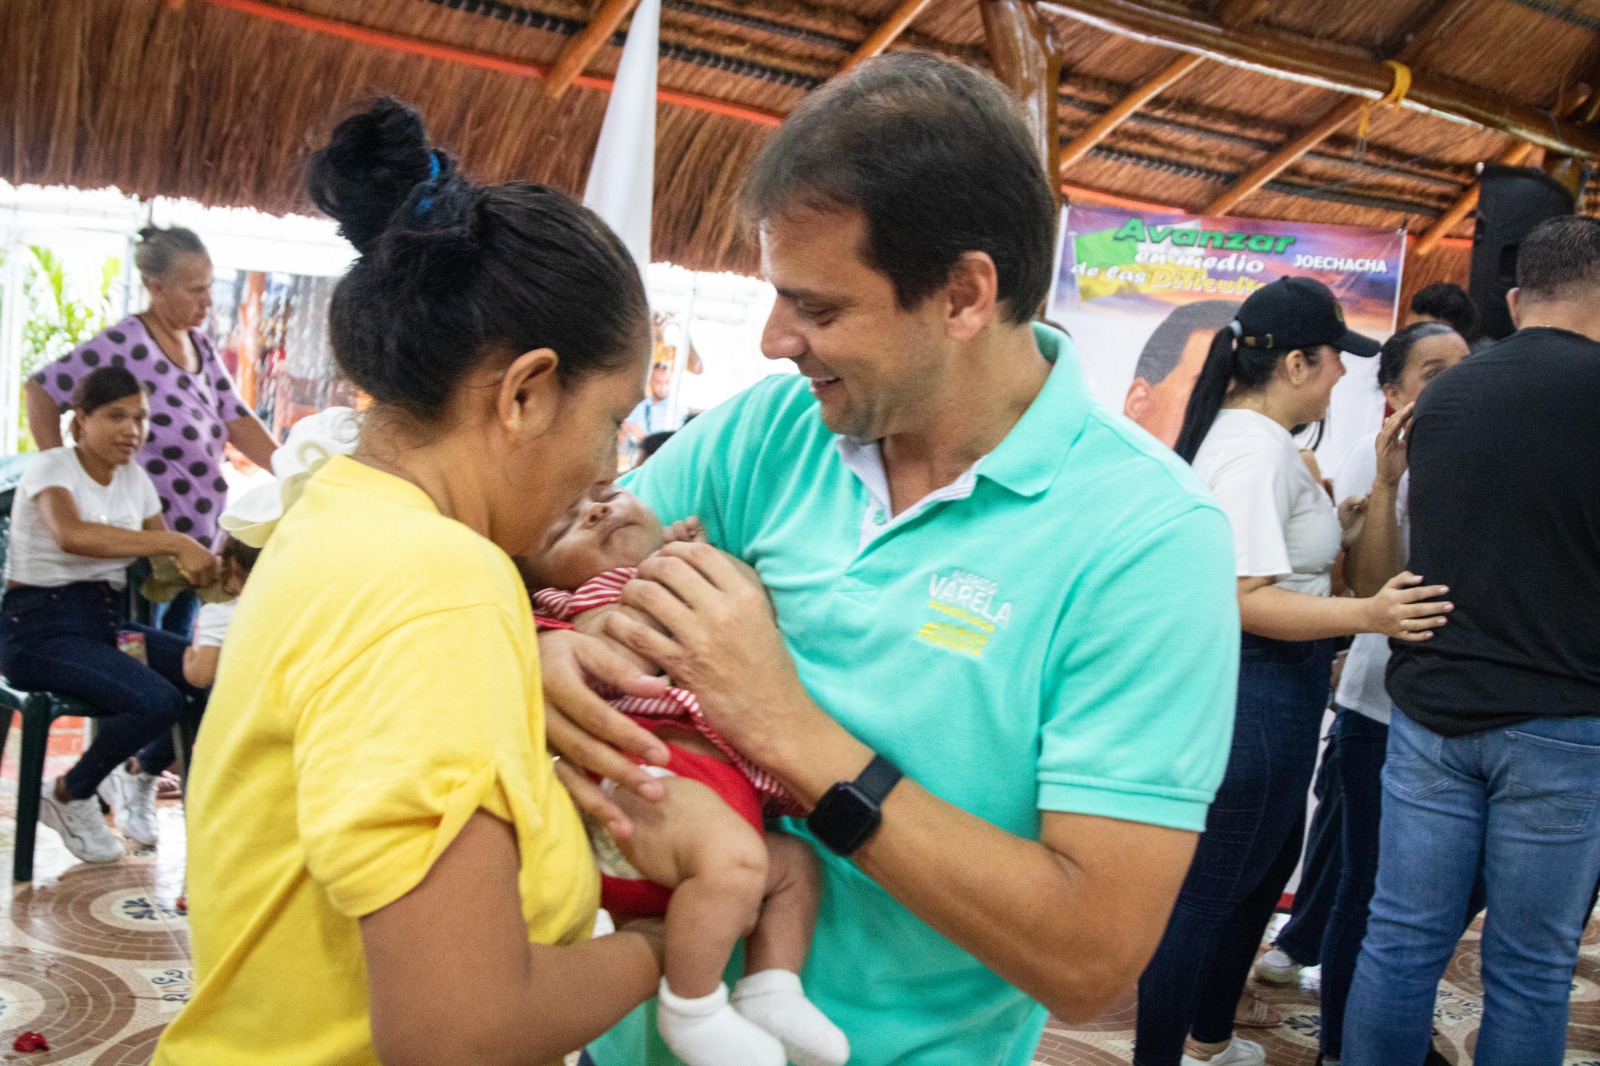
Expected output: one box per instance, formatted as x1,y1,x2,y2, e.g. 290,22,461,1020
5,0,1596,277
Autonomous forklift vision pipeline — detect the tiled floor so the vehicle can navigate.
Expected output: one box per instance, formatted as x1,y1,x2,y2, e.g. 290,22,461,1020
6,722,1600,1064
1041,915,1600,1065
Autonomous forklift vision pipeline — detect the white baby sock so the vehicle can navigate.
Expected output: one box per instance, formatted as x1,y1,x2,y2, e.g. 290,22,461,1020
732,969,851,1066
656,978,785,1066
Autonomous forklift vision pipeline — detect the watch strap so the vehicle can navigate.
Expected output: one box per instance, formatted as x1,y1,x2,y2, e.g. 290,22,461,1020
853,753,902,804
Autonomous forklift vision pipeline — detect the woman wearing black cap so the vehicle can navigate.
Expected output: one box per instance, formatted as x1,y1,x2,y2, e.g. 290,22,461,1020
1134,277,1454,1066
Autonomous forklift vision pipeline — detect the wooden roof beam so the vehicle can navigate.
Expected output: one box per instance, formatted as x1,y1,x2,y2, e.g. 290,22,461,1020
1203,96,1365,215
1199,0,1499,216
1038,0,1600,159
1212,0,1270,30
544,0,643,100
842,0,939,72
194,0,784,125
1059,52,1203,173
1414,141,1536,256
1393,0,1484,69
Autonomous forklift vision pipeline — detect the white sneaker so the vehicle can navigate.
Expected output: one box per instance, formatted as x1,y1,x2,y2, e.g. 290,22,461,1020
1182,1037,1266,1066
39,778,124,863
97,764,160,847
1252,946,1303,985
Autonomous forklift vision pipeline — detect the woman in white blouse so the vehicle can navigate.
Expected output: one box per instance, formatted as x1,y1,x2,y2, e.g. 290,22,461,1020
1134,278,1453,1066
1,367,217,865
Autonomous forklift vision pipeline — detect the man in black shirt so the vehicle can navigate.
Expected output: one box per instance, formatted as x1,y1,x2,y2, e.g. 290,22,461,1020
1345,217,1600,1066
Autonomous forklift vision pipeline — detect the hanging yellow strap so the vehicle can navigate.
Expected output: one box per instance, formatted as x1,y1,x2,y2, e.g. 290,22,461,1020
1358,61,1413,144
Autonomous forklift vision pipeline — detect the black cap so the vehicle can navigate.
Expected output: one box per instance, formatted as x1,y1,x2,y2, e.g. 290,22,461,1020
1234,276,1381,359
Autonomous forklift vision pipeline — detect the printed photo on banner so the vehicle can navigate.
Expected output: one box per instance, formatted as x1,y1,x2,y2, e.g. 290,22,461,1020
1047,204,1405,467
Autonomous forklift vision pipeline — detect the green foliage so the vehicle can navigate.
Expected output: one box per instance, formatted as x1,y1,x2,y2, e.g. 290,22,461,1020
14,246,121,452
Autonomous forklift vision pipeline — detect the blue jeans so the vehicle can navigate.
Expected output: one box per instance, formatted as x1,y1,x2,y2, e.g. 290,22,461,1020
0,582,204,799
153,586,199,640
1344,708,1600,1066
1134,635,1335,1066
1314,706,1388,1059
1274,723,1342,966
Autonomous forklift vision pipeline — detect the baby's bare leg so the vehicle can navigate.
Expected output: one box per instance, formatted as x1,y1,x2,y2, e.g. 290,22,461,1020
612,776,768,997
612,777,785,1066
731,833,851,1066
664,808,767,997
746,831,823,976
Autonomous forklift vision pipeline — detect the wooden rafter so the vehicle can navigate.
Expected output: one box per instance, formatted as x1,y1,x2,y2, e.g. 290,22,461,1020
1412,83,1597,257
1414,141,1537,256
1203,96,1364,215
1059,52,1203,173
1200,0,1493,216
194,0,784,124
842,0,939,72
544,0,643,100
1212,0,1269,30
1037,0,1600,158
1393,0,1484,69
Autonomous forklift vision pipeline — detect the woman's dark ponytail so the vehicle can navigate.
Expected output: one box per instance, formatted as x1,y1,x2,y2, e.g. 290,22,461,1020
1173,328,1239,464
1172,322,1311,464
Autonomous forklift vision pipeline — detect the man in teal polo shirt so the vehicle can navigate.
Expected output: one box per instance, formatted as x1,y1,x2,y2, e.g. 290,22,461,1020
547,52,1239,1066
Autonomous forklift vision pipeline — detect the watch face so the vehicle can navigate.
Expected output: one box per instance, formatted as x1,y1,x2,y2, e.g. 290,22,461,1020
809,783,881,856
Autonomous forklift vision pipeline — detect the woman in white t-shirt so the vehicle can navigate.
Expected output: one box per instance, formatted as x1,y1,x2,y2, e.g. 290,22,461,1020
1134,278,1454,1066
1311,322,1469,1065
1,367,219,866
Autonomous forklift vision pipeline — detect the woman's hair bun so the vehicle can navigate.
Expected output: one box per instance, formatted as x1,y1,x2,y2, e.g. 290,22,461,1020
308,98,461,256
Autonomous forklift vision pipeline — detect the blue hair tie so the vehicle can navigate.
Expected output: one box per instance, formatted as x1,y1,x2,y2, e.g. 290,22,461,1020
415,151,442,217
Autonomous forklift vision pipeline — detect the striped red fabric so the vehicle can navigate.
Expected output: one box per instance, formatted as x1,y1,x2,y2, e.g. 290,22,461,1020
531,568,802,816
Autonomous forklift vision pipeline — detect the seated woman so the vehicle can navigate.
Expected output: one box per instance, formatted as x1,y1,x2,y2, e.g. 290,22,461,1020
0,366,218,863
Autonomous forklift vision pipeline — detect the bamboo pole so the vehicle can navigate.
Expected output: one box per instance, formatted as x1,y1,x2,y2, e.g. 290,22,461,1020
1038,0,1600,158
1414,142,1536,256
1059,52,1202,173
841,0,938,72
544,0,643,100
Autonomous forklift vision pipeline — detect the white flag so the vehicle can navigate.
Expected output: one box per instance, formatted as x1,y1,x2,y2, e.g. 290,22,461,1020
583,0,660,276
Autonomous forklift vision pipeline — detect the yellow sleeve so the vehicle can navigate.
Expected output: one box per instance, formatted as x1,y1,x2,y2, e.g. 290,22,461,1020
293,603,540,918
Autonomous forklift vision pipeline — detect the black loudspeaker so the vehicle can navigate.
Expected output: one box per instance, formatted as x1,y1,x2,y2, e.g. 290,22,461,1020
1470,164,1577,340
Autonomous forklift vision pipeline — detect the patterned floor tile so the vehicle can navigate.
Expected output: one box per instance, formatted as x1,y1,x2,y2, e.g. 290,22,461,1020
5,778,1600,1064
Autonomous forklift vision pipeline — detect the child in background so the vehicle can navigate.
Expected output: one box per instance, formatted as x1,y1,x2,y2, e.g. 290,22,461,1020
523,484,848,1066
182,536,261,689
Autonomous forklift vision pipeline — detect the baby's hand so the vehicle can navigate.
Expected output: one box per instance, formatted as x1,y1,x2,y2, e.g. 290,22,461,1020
662,516,708,545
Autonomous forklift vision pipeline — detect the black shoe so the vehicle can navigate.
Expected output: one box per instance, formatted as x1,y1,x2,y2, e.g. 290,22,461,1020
1423,1042,1452,1066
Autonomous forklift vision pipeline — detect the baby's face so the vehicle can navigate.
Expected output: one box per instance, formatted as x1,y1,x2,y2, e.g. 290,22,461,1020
523,485,665,591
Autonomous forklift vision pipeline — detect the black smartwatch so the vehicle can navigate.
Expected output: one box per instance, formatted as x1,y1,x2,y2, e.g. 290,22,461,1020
806,754,902,856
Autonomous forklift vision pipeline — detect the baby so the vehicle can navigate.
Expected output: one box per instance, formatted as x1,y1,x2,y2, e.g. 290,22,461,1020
522,485,848,1066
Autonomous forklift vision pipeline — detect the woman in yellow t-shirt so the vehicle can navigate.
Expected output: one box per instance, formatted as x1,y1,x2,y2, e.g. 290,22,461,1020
155,99,672,1066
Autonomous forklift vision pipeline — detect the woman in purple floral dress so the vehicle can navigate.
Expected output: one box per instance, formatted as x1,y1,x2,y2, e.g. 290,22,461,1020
25,227,278,636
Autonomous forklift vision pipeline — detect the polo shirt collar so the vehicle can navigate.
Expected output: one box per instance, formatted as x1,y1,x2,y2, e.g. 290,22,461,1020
834,323,1088,503
973,323,1090,498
